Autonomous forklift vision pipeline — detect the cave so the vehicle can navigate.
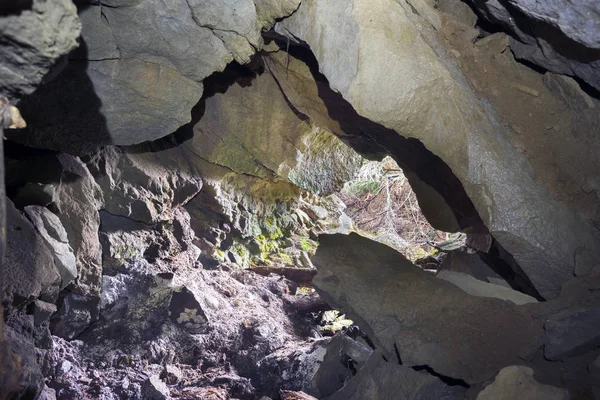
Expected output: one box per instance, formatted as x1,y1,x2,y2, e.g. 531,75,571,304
1,0,600,399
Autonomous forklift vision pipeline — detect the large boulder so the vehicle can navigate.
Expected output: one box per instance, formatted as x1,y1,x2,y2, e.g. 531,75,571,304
9,0,301,150
311,233,543,384
0,0,81,100
2,198,60,305
24,205,78,290
275,0,600,298
476,365,568,400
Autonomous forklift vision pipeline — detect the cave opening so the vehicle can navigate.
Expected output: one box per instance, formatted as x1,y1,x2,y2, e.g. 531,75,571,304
2,0,600,399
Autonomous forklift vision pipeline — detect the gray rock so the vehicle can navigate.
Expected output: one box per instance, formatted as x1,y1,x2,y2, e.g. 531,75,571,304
12,58,203,152
543,73,596,111
436,270,538,305
51,293,100,340
327,350,465,400
169,287,209,334
476,365,568,400
311,233,543,384
309,334,373,397
55,154,103,298
0,0,81,100
38,384,57,400
143,375,170,400
2,198,60,305
464,0,600,90
31,300,57,327
76,6,120,61
544,308,600,360
2,321,45,399
574,247,600,277
24,205,78,289
275,0,600,299
89,147,202,224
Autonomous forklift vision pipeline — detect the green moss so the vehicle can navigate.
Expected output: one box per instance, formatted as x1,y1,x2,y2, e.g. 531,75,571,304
274,252,293,265
299,237,317,252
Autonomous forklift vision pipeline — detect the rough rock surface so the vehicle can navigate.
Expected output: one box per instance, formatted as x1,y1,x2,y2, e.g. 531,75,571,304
311,233,543,384
0,0,81,100
476,365,568,400
9,0,301,149
88,147,203,224
276,0,600,298
327,350,465,400
463,0,600,90
544,308,600,360
2,198,60,305
54,154,103,297
24,205,78,289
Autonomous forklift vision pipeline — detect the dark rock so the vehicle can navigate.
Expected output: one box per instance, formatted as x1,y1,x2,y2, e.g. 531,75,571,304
54,154,103,299
311,233,543,384
327,350,465,400
463,0,600,90
31,300,57,327
544,307,600,360
3,198,60,306
169,287,209,334
88,147,202,224
51,293,100,340
310,334,373,397
0,0,80,100
590,354,600,377
438,251,503,284
542,73,596,111
24,205,78,289
2,318,45,399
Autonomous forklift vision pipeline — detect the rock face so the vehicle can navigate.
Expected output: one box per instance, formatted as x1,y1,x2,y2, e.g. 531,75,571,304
311,233,543,384
463,0,600,91
87,146,203,224
476,365,568,400
544,308,600,360
24,205,78,289
9,0,301,150
2,199,61,305
327,350,465,400
275,0,600,299
0,0,81,100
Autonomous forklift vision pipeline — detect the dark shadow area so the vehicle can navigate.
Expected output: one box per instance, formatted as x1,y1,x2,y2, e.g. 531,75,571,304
6,37,113,155
483,241,544,300
0,0,32,16
412,365,470,388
